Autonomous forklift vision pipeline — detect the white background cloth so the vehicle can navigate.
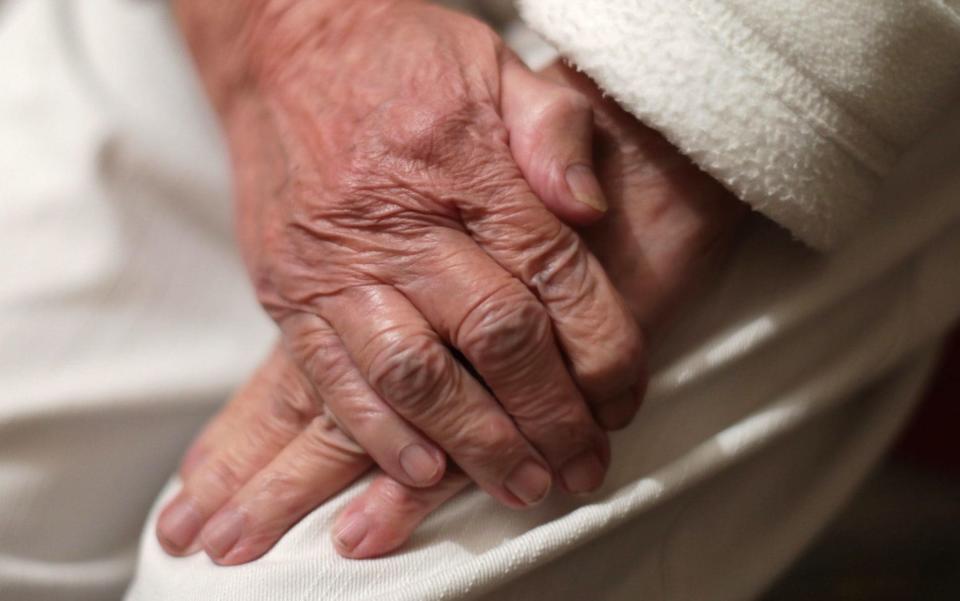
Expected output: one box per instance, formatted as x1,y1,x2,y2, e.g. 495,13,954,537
1,1,959,600
0,2,274,599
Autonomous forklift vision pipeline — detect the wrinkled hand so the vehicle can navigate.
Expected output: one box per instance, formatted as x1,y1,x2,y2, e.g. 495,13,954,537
229,1,644,497
156,57,745,564
159,0,646,558
327,63,746,559
338,62,746,558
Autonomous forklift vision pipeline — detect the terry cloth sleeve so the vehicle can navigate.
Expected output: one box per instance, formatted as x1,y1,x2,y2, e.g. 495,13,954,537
517,0,960,250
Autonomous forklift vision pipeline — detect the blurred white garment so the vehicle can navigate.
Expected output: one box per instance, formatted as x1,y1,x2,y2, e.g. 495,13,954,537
0,1,958,601
0,2,275,599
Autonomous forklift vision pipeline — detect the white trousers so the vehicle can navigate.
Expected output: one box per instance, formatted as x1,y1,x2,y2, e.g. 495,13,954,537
2,2,959,600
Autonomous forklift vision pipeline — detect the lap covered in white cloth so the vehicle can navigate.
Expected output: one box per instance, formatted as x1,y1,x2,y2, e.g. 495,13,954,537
2,2,960,600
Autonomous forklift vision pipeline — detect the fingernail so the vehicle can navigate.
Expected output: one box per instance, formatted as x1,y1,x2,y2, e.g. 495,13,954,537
399,444,442,485
565,164,608,212
561,452,605,494
504,460,552,506
201,509,244,559
157,498,203,553
334,513,369,552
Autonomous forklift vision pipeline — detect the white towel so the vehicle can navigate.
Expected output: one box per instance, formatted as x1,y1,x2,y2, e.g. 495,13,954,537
519,0,960,249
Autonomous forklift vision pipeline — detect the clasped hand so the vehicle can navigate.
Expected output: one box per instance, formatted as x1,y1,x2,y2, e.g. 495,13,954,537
158,0,742,564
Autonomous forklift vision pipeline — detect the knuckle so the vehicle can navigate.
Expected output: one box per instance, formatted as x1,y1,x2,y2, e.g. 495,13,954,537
515,398,592,441
364,99,492,176
193,456,245,496
455,417,524,467
374,478,431,515
244,348,320,434
458,290,552,374
265,373,320,432
284,318,345,377
256,471,302,512
301,412,366,458
368,333,453,415
329,400,383,438
577,322,646,399
526,226,588,297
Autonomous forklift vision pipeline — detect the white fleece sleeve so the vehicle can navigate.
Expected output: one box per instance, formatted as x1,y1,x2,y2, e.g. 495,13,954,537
518,0,960,250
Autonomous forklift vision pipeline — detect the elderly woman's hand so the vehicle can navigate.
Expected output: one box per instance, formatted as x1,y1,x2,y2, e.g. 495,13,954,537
155,55,745,564
329,62,748,560
159,0,646,556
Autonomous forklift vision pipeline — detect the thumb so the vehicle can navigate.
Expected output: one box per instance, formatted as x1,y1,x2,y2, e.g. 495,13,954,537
500,55,608,227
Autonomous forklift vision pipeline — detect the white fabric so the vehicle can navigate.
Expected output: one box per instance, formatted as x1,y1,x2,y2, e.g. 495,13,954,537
519,0,960,250
0,1,959,600
0,2,274,599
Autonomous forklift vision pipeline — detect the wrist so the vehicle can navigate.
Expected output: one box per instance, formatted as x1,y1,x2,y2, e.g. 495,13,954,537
172,0,266,115
172,0,416,118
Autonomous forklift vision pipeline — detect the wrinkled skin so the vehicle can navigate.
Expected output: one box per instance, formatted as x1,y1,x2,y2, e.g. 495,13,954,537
225,1,643,503
156,55,745,565
159,0,655,562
